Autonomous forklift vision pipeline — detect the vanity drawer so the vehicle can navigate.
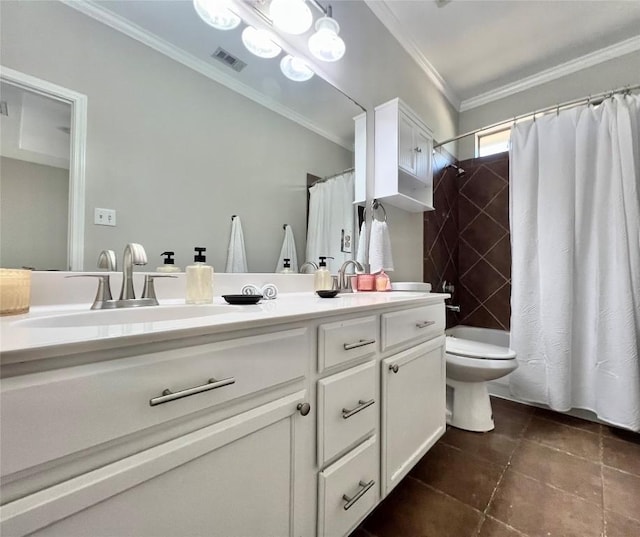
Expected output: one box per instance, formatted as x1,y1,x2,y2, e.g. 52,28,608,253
317,360,376,465
318,435,379,537
381,303,444,352
0,328,308,477
318,315,378,371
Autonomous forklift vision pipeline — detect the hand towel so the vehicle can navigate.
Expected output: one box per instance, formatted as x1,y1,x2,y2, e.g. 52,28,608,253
356,220,367,267
276,224,298,272
261,283,278,300
369,219,394,273
225,216,248,273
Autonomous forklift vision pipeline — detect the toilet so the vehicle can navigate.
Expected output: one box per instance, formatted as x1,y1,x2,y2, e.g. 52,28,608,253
445,336,518,432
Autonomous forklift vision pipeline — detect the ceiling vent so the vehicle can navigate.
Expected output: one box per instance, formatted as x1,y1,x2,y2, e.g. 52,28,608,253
211,47,247,72
0,101,8,116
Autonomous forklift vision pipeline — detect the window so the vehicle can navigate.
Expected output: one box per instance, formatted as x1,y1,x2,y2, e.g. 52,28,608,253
476,126,511,157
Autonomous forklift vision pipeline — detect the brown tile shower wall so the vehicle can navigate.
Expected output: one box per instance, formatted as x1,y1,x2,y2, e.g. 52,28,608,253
423,152,511,330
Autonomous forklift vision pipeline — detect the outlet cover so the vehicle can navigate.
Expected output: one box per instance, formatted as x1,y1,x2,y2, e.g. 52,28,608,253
94,208,116,227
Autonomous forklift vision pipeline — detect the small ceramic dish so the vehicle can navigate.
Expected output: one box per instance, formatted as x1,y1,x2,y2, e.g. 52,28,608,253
316,290,339,298
222,294,263,305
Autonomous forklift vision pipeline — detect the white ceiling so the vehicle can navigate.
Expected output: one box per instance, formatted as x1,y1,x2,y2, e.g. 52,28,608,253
367,0,640,110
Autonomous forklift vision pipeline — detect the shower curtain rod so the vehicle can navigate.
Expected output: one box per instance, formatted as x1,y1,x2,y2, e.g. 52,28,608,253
433,83,640,149
311,167,355,186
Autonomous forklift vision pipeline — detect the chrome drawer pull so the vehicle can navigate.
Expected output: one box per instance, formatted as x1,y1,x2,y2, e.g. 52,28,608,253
342,398,375,419
389,364,399,374
342,480,375,511
149,376,235,406
343,338,376,351
415,320,436,329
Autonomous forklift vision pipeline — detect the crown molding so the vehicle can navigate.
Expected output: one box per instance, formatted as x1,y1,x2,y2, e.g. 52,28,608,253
363,0,460,110
60,0,354,150
460,35,640,112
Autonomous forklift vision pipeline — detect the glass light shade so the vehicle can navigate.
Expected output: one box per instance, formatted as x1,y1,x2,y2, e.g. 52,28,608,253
280,55,314,82
241,26,282,59
269,0,313,35
308,16,345,62
193,0,241,30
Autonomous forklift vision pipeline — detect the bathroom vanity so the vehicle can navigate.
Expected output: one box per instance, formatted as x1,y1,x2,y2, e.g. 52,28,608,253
0,286,446,537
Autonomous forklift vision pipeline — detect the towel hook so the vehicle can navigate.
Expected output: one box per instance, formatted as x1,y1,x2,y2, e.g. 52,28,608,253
283,224,288,230
231,214,237,220
372,200,387,222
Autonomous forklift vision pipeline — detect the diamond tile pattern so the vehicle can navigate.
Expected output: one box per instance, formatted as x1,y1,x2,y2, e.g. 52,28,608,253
423,152,511,330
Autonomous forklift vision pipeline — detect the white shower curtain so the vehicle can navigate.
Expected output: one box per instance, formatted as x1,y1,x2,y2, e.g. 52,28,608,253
306,172,355,274
509,94,640,431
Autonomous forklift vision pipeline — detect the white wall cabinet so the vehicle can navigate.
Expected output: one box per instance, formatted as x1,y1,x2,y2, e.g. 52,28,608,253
381,336,446,495
372,98,434,212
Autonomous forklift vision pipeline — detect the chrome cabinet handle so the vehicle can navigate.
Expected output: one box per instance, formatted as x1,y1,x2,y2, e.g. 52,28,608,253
149,376,235,406
297,402,311,416
343,338,376,351
389,364,399,373
342,398,375,419
416,320,436,329
414,147,422,153
342,480,375,511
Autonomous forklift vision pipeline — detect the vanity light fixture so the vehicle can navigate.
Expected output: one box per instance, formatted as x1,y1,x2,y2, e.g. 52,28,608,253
241,26,282,59
307,9,345,62
270,0,313,35
193,0,241,30
280,55,314,81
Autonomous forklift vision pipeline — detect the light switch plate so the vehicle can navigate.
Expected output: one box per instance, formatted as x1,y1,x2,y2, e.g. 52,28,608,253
94,208,116,226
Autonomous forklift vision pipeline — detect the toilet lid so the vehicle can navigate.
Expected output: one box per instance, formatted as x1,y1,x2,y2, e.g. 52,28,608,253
446,336,516,360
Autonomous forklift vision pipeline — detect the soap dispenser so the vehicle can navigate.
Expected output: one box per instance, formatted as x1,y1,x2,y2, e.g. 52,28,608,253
314,256,332,291
280,258,294,274
186,247,213,304
157,251,181,273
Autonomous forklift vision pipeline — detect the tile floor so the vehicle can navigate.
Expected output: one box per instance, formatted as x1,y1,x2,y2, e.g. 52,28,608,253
350,397,640,537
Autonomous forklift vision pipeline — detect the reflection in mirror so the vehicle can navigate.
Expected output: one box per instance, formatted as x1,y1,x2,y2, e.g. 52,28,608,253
0,1,364,273
0,68,86,272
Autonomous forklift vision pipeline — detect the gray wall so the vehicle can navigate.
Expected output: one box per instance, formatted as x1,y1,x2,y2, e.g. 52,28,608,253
0,157,69,270
456,50,640,160
1,1,352,273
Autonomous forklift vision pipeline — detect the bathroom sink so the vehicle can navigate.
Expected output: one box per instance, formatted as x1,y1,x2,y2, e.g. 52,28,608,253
15,305,233,328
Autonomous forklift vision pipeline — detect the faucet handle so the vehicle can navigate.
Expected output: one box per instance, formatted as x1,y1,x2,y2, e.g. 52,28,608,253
66,275,113,309
142,274,177,303
97,250,117,271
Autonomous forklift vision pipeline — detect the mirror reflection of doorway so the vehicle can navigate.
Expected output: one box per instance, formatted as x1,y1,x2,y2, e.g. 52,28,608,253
0,81,71,270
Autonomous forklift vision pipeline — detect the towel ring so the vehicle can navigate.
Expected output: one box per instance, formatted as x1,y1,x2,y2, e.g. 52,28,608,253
363,200,387,222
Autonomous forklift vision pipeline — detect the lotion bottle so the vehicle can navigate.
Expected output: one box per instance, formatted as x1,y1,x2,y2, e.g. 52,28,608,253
314,256,332,291
186,247,213,304
157,251,181,273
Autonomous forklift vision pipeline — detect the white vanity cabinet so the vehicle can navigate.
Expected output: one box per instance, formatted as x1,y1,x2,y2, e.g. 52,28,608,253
381,336,446,495
372,98,434,212
0,328,315,537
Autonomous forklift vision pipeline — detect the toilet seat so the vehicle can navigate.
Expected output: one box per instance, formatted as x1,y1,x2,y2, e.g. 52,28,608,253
446,336,516,360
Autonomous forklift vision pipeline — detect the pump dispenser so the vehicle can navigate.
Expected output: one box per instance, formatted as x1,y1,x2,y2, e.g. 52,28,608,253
157,251,181,273
280,258,294,274
314,256,333,291
186,247,213,304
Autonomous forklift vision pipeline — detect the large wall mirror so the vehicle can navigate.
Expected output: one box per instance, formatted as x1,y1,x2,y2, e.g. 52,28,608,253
0,0,364,273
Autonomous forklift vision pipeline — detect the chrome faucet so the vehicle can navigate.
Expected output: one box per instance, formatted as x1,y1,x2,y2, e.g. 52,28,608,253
299,261,319,273
119,243,148,300
338,260,364,292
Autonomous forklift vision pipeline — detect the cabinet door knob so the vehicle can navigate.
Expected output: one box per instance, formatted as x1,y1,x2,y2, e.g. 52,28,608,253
297,402,311,416
414,146,422,153
389,364,399,373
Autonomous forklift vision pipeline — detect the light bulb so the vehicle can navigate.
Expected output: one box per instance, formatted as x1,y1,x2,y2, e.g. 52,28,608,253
193,0,241,30
280,55,314,82
241,26,282,59
308,16,345,62
270,0,313,35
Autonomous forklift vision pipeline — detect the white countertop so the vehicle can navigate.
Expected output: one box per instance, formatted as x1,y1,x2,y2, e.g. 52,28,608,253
1,292,447,364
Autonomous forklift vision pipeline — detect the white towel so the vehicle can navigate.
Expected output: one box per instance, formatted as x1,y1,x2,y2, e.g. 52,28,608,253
225,216,248,273
356,220,367,267
369,219,394,273
276,224,298,272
